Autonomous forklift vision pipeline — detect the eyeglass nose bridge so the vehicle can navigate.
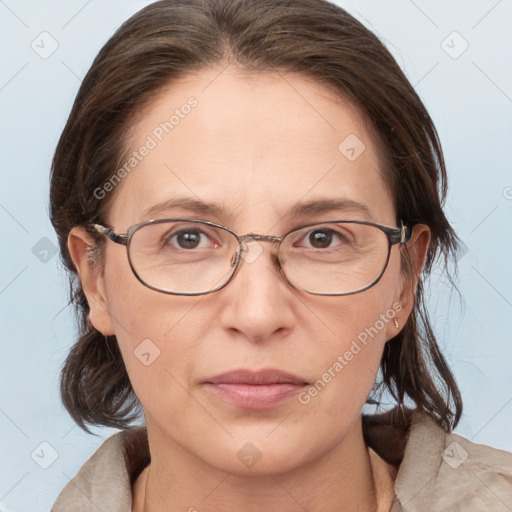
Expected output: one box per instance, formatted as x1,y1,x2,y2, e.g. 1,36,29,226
234,233,283,267
239,233,282,244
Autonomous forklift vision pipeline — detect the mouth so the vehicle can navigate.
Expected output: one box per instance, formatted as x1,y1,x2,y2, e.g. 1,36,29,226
203,368,309,410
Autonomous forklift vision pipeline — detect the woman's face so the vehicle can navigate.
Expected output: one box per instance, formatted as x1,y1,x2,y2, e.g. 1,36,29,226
73,66,427,475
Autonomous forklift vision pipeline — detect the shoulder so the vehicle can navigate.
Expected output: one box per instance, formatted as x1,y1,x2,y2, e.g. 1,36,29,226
51,428,149,512
364,408,512,511
401,414,512,511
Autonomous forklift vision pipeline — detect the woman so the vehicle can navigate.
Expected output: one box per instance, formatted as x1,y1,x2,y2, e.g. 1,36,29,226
49,0,512,510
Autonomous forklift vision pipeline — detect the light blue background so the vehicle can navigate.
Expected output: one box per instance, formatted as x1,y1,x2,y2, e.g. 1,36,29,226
1,1,511,510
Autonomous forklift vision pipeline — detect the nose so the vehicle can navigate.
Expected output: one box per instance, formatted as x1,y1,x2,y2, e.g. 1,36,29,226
218,239,296,342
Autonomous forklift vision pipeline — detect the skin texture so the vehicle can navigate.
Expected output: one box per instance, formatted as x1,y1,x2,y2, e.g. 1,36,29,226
68,66,430,512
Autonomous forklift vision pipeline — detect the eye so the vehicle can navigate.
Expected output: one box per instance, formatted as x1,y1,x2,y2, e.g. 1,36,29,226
308,229,335,249
294,226,352,250
164,227,219,250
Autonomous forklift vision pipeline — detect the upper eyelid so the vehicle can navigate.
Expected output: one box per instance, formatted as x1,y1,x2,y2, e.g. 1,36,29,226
132,218,370,231
289,224,353,241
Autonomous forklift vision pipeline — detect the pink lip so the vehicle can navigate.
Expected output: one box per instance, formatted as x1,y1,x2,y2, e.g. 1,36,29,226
203,369,309,410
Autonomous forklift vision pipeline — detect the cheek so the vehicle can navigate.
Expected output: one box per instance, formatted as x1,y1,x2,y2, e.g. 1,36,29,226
300,248,402,405
100,250,211,395
307,293,392,393
283,278,402,462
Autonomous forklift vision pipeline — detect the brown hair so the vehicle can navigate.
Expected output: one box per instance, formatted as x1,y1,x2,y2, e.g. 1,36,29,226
50,0,462,433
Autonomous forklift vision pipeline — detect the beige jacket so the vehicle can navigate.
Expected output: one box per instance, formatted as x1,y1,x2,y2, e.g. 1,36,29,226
52,410,512,511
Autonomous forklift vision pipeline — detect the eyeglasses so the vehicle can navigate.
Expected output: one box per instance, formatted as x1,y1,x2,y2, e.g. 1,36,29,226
90,218,411,296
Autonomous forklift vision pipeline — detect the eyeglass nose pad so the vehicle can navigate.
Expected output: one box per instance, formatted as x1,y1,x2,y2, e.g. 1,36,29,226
230,249,240,268
237,240,250,263
229,241,251,270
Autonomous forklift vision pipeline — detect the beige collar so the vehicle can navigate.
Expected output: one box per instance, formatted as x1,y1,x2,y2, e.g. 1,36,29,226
51,409,512,512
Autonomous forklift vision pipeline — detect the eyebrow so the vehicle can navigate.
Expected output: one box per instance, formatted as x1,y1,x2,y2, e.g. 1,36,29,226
141,197,231,220
286,198,373,220
140,196,373,222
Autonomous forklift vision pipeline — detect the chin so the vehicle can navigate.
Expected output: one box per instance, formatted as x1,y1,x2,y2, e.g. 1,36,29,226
193,431,324,477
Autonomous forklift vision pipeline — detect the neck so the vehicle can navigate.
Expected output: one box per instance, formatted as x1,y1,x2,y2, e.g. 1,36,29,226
133,416,379,512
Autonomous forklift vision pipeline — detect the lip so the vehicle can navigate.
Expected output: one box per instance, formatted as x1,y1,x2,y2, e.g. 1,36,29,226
205,369,308,386
203,369,309,410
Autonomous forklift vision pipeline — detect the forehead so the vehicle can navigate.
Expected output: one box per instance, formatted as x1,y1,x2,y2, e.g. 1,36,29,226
106,66,395,230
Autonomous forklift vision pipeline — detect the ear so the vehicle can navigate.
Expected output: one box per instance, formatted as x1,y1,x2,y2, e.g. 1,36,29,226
67,226,115,335
387,224,431,338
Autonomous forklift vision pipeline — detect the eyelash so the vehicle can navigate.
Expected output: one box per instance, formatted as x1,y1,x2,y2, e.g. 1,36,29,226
162,225,351,251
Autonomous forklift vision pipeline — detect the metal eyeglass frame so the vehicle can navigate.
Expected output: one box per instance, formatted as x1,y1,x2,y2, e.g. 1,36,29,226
90,218,412,296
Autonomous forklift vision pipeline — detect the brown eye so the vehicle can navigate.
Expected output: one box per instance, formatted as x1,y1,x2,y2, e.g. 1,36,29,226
161,226,215,251
308,229,333,248
174,230,203,249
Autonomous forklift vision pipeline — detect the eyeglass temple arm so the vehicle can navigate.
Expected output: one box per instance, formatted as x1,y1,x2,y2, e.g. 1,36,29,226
399,222,412,244
387,222,412,245
91,223,128,245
